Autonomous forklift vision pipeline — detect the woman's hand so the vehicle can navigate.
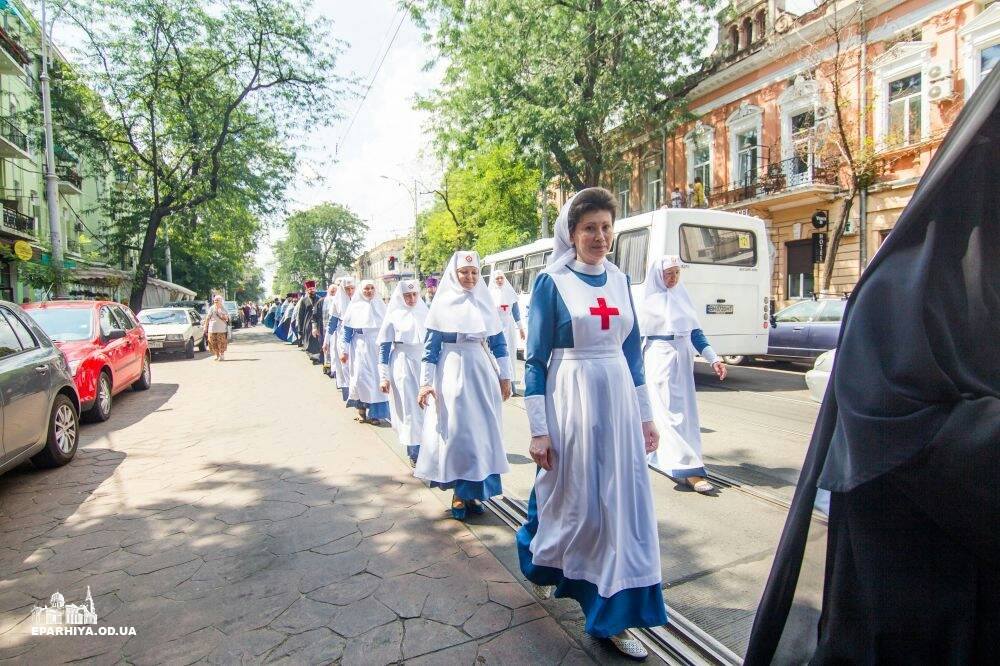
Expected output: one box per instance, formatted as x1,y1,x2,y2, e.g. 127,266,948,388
642,421,660,454
712,361,728,381
340,353,348,364
418,385,436,409
499,379,512,401
379,379,390,394
529,435,554,471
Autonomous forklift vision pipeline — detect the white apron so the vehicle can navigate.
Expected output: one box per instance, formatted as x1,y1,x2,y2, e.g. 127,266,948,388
415,339,509,484
644,336,704,476
499,311,521,388
388,342,424,448
348,329,386,407
529,267,662,598
334,323,349,388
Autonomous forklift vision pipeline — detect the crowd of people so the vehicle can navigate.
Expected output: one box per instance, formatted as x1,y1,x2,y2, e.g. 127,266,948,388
259,187,732,660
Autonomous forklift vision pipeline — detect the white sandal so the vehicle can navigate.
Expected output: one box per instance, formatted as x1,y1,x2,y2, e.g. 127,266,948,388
692,479,715,493
527,581,553,600
609,632,648,660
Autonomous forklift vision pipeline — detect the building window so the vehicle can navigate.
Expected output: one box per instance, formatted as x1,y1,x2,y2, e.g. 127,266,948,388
887,73,922,146
729,25,740,53
981,43,1000,83
790,109,816,181
727,103,763,189
617,174,630,218
742,17,754,48
736,129,759,185
644,160,662,211
959,4,1000,98
755,10,766,40
685,125,714,206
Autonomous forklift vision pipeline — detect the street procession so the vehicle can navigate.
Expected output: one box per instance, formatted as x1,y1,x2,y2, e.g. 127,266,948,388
0,0,997,664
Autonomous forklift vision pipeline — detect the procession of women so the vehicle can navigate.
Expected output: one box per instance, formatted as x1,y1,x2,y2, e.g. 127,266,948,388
261,186,734,661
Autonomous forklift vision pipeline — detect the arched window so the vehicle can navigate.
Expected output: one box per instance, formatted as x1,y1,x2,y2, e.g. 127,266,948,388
742,17,754,48
756,10,766,40
730,25,740,53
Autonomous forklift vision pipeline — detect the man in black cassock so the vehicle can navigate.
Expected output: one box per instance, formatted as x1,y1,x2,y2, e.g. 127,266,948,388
295,280,318,348
304,284,328,364
745,68,1000,665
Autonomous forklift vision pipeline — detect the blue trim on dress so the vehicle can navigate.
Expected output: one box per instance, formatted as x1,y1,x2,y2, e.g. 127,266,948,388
340,386,349,401
429,473,502,500
669,466,707,479
406,444,420,461
346,399,390,420
516,486,667,638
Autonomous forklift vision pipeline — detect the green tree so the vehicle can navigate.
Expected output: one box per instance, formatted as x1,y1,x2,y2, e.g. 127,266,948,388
412,0,715,189
55,0,342,311
413,143,543,275
272,203,367,291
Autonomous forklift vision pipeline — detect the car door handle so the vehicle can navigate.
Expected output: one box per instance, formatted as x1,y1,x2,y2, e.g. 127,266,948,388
792,326,804,331
35,365,49,374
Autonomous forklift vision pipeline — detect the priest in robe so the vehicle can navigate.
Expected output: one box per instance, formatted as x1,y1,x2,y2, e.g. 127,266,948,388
303,283,327,362
295,281,318,349
745,67,1000,665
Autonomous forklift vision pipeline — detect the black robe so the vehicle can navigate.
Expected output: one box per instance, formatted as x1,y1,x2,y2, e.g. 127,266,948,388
745,67,1000,664
296,293,316,348
304,295,325,357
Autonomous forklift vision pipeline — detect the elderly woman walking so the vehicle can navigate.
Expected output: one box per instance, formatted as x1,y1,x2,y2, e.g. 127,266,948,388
203,295,231,361
518,188,665,660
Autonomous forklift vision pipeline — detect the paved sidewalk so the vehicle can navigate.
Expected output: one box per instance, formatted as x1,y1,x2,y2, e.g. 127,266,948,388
0,329,592,664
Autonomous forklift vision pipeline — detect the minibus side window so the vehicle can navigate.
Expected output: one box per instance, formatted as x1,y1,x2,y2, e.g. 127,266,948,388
508,258,525,293
614,228,650,284
679,224,757,267
524,252,546,293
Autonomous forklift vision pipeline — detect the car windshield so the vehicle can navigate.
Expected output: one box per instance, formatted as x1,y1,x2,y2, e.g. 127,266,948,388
139,310,188,325
224,301,238,311
28,307,93,341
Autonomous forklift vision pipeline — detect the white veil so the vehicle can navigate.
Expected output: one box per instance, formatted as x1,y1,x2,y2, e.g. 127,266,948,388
377,279,428,345
424,251,503,337
332,277,355,318
488,270,519,312
543,190,622,275
640,255,701,336
342,279,387,329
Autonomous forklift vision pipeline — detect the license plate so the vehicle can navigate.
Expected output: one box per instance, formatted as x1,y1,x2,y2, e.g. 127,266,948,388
148,341,163,349
706,304,734,315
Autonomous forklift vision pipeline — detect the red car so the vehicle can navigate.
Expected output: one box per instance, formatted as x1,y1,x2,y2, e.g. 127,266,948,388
23,301,151,422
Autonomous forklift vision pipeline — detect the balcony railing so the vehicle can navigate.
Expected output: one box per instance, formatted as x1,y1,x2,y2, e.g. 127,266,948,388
709,155,840,207
0,25,30,68
0,116,28,153
2,207,35,235
58,167,83,190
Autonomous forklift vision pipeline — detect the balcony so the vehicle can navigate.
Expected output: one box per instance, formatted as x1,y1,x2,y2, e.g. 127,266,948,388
0,25,29,76
58,167,84,195
1,206,36,237
0,116,30,160
710,155,841,212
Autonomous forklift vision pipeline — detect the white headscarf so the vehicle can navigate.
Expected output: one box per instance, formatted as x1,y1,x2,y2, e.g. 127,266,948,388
342,279,387,329
544,190,622,276
488,270,519,312
424,251,503,337
640,255,702,336
322,282,338,319
377,279,428,345
332,277,355,318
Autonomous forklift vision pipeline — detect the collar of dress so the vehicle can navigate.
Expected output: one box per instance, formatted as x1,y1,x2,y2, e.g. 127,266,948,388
568,259,606,276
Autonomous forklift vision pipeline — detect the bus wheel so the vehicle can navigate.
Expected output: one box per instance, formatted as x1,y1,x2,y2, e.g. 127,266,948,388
723,355,748,365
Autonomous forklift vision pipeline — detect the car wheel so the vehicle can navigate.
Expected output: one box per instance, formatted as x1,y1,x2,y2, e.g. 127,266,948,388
197,335,207,352
185,337,195,359
31,394,79,469
83,371,113,423
132,354,152,391
723,355,749,365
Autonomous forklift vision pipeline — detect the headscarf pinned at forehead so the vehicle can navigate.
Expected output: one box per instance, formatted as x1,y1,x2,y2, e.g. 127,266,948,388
332,276,356,317
640,255,701,336
377,279,429,345
488,269,519,311
543,190,622,275
342,279,387,329
424,251,503,337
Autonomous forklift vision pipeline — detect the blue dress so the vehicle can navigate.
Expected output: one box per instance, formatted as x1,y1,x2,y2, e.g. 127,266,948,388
517,266,667,638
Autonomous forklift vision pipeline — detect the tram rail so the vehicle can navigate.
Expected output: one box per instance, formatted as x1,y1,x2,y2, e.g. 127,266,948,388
486,496,744,666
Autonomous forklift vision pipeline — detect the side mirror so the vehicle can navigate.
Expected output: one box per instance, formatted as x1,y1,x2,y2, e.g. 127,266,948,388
106,329,127,341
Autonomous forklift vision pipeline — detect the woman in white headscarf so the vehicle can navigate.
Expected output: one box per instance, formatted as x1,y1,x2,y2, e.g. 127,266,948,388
339,279,390,424
320,280,339,374
327,277,355,400
416,251,513,521
516,188,664,660
641,256,727,494
377,279,429,467
489,270,526,392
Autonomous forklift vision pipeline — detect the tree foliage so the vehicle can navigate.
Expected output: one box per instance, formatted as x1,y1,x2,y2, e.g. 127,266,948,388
272,203,368,293
54,0,342,310
412,0,715,189
413,143,545,275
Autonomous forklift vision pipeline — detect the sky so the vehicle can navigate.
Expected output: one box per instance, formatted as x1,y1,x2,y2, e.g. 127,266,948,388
258,0,443,289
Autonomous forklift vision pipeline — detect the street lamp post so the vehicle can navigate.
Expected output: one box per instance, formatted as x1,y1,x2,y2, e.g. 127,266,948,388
40,0,66,297
380,175,420,280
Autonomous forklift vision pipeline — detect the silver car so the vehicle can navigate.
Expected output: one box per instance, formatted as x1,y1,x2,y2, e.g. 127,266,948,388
0,301,81,476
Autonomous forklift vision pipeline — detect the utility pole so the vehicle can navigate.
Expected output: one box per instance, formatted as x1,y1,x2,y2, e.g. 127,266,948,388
40,0,66,297
538,153,549,238
411,177,420,280
858,0,869,271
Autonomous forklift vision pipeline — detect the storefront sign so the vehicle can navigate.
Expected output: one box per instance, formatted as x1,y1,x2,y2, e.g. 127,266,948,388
812,232,827,263
811,210,829,229
13,240,33,261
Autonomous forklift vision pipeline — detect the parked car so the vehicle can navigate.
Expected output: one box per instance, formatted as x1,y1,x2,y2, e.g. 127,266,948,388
0,301,81,476
138,308,206,358
164,300,210,317
805,348,835,403
23,301,151,423
724,298,845,365
224,301,243,329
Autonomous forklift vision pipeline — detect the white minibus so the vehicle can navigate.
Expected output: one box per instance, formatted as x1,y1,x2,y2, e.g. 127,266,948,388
482,208,771,357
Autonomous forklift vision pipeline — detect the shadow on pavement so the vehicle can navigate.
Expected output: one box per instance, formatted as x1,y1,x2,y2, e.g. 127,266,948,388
695,363,808,393
81,383,179,439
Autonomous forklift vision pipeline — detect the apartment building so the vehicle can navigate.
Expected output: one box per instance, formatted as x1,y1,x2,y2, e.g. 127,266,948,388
608,0,998,307
355,237,416,300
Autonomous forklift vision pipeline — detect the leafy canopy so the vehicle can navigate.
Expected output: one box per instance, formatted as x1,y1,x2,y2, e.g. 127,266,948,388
273,203,368,293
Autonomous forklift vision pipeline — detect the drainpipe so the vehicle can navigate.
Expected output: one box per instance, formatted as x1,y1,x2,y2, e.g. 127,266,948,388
858,0,869,270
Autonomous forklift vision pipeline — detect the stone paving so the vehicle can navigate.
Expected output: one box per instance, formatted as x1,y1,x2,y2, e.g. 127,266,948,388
0,328,595,665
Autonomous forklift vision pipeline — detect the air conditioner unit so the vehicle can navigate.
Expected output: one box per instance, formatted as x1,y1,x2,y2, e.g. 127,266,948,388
928,77,953,102
927,60,952,81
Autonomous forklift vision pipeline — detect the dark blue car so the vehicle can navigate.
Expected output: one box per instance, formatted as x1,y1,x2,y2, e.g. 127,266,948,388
764,298,845,362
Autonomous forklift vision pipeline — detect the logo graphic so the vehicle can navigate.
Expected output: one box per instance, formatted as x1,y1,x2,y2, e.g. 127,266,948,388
465,254,473,263
29,587,135,636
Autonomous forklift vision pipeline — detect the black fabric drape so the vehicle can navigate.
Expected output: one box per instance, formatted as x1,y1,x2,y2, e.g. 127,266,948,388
745,67,1000,664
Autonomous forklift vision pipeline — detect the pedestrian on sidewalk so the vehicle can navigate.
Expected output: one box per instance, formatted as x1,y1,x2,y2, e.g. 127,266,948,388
417,251,512,521
340,279,391,424
378,279,429,467
320,281,339,373
640,255,727,494
423,276,438,304
204,295,231,361
489,270,526,394
275,293,298,342
297,281,319,350
518,188,665,660
328,277,355,400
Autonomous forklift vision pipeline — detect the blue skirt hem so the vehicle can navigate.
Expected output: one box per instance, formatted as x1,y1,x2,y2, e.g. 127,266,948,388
406,445,420,460
668,466,707,479
346,399,390,419
429,474,502,500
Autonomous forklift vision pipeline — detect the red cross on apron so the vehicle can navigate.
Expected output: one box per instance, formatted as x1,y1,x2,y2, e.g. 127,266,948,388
589,297,620,330
499,304,510,312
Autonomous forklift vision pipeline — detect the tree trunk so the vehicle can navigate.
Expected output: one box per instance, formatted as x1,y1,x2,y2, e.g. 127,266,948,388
129,209,165,312
822,192,855,291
